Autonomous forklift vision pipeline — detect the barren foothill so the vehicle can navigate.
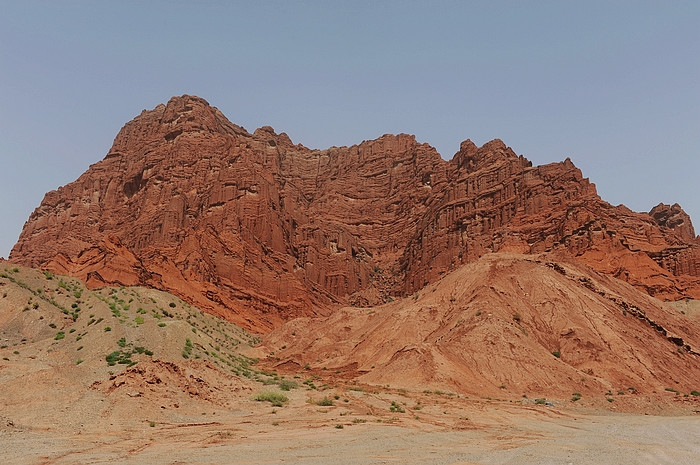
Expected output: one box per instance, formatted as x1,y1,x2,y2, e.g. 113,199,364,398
1,262,699,464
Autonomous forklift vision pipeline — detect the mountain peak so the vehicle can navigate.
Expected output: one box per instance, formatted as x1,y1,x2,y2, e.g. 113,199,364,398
10,97,700,331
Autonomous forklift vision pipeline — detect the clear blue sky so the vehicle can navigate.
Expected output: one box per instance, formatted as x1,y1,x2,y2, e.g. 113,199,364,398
1,1,698,258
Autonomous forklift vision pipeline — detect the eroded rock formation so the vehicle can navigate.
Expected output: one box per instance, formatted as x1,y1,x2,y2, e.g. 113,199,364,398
10,95,700,331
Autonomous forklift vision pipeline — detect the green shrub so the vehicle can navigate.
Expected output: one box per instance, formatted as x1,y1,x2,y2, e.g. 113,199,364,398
278,379,298,391
54,331,65,340
552,350,561,358
182,338,194,358
315,397,334,406
104,326,112,332
389,401,405,413
158,322,167,327
133,346,153,356
105,351,123,366
254,391,288,407
571,392,581,402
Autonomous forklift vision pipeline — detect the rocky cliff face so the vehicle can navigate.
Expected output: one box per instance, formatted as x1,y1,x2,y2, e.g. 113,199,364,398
10,95,700,331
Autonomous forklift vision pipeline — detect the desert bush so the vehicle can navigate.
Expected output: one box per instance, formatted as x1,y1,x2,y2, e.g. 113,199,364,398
277,379,298,391
254,391,288,407
182,338,194,358
315,397,334,406
389,401,405,413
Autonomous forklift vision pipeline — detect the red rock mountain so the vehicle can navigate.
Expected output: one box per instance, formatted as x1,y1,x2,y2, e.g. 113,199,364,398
10,95,700,331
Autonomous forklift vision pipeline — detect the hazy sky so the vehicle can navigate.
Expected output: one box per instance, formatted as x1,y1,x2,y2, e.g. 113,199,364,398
1,1,698,258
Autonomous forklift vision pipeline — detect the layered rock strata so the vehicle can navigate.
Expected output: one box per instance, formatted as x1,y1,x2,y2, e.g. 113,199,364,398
11,95,700,330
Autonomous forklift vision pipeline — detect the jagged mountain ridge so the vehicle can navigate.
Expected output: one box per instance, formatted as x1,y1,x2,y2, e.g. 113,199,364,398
10,95,700,331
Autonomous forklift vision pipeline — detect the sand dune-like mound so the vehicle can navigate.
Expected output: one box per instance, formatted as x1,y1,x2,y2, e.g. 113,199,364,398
260,253,700,398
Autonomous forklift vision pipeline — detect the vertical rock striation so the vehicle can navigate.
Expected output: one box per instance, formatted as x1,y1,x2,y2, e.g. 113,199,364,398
10,95,700,331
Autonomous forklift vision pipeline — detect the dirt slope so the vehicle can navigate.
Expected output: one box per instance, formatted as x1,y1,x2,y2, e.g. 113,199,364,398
0,262,289,430
259,253,700,398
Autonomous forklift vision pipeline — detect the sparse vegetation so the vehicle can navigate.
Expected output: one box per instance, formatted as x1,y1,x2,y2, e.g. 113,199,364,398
277,379,298,391
571,392,581,402
552,350,561,358
182,338,194,358
254,391,288,407
314,396,334,406
106,350,135,366
389,401,405,413
54,331,65,340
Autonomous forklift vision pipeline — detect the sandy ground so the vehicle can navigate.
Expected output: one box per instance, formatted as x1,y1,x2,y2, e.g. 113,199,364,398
2,392,699,465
